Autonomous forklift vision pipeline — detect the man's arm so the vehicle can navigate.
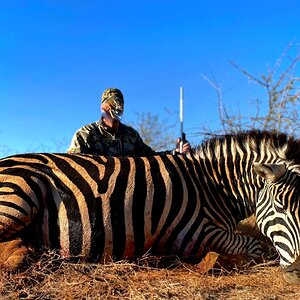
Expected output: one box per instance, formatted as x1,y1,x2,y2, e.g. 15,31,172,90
67,126,92,154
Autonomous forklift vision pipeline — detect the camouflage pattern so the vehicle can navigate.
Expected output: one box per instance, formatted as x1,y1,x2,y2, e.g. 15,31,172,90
67,120,159,156
101,88,124,103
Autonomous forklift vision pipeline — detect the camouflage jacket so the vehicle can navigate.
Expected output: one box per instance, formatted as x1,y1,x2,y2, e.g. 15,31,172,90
67,120,168,156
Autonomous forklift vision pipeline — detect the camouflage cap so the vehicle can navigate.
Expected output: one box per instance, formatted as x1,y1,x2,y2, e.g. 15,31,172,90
101,88,124,104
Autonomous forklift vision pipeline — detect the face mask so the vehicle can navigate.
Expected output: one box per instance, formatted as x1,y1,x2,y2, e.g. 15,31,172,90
102,97,124,120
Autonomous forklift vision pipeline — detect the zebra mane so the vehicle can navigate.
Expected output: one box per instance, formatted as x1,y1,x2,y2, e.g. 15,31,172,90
192,129,300,164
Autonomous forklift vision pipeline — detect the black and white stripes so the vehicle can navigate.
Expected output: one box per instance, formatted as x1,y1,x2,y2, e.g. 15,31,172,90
0,130,300,279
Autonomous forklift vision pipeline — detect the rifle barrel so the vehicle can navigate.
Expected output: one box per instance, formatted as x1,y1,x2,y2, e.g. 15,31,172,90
180,86,184,153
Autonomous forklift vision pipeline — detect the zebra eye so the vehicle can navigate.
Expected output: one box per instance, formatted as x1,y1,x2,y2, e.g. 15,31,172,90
273,200,286,214
274,204,286,214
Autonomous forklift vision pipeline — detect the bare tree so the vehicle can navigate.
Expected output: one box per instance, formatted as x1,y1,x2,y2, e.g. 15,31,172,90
201,43,300,137
129,110,176,151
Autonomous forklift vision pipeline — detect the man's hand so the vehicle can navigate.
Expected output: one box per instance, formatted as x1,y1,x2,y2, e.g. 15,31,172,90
175,138,190,154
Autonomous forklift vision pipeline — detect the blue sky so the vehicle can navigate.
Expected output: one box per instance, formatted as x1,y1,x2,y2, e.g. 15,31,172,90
1,1,299,156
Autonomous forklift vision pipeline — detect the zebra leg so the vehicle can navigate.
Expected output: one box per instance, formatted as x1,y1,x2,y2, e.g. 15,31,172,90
0,174,43,268
196,230,263,273
196,231,263,273
0,239,29,269
211,231,263,259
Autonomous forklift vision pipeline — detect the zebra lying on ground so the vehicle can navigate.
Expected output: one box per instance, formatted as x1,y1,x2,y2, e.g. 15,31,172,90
0,130,299,283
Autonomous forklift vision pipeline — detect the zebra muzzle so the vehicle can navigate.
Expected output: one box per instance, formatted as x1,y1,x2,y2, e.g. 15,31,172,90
282,258,300,284
282,269,300,284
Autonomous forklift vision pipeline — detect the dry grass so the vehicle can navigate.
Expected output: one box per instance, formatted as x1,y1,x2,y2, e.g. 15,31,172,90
1,217,300,300
1,254,299,300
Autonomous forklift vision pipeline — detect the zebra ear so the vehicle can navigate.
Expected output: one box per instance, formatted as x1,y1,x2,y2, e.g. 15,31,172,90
253,163,286,182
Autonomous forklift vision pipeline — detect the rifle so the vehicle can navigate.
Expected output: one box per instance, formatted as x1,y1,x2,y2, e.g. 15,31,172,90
179,86,186,153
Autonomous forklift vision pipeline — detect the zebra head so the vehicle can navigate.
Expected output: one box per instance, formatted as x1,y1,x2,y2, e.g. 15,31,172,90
253,162,300,283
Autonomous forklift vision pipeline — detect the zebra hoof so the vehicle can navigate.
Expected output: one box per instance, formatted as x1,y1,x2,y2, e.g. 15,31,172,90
197,252,253,274
0,239,28,270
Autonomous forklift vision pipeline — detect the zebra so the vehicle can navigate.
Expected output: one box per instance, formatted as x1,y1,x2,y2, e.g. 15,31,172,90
0,130,299,282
